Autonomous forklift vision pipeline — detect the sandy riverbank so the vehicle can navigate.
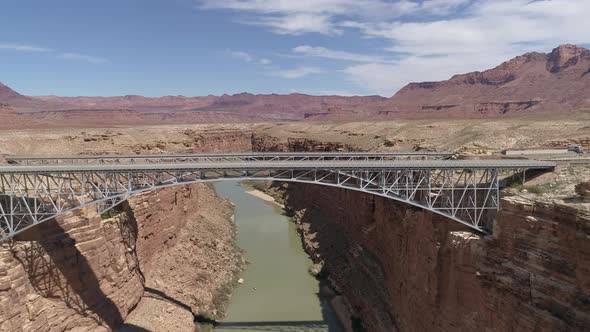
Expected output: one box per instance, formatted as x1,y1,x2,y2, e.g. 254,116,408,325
245,189,285,208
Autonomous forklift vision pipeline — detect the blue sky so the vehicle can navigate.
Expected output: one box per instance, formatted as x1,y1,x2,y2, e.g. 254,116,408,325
1,0,589,97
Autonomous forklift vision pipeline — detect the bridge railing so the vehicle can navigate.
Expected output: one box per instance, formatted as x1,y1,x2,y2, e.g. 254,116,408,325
0,157,555,242
5,152,454,166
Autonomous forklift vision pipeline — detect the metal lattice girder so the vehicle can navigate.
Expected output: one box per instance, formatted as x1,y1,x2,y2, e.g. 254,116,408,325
0,155,555,241
6,152,454,165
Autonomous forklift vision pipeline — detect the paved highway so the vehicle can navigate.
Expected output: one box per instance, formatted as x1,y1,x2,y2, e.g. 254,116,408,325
7,151,454,160
6,152,456,165
0,159,556,173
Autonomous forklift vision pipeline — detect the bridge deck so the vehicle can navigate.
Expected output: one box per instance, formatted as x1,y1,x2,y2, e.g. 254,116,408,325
5,151,455,165
7,151,454,160
0,153,556,239
0,159,555,173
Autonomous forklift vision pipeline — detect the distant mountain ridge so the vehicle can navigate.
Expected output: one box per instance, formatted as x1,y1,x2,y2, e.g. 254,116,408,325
379,44,590,116
0,82,30,105
1,44,589,128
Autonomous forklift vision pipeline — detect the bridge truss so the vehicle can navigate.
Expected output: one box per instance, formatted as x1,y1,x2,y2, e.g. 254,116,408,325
0,154,554,241
6,151,454,165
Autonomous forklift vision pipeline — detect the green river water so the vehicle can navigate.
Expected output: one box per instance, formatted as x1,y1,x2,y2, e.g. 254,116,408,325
211,181,342,332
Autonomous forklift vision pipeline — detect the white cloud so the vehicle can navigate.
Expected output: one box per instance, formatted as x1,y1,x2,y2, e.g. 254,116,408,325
338,0,590,95
293,45,391,63
201,0,590,95
342,52,513,96
241,13,341,35
0,43,109,66
198,0,469,35
228,51,272,65
230,51,254,62
270,66,323,79
420,0,471,15
0,43,52,52
348,0,590,57
60,52,108,64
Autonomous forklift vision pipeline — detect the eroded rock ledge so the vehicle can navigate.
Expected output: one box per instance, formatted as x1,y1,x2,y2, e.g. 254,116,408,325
0,184,243,332
250,134,590,331
272,182,590,331
0,128,253,332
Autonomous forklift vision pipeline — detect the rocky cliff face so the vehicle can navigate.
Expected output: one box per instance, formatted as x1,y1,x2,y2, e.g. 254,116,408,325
0,208,144,331
0,127,253,158
252,134,354,152
0,128,251,331
275,183,590,332
546,44,590,73
123,184,242,328
0,183,242,332
0,127,322,332
382,44,590,116
251,136,590,332
0,83,23,100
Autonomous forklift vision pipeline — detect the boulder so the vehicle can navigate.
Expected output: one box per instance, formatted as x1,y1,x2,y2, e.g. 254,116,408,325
574,181,590,199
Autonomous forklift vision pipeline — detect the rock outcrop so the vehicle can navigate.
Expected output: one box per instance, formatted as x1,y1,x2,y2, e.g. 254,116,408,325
276,183,590,331
0,209,144,331
252,134,354,152
380,44,590,116
0,184,242,332
0,128,254,331
124,184,242,323
575,182,590,199
0,83,29,106
252,133,590,331
547,44,590,73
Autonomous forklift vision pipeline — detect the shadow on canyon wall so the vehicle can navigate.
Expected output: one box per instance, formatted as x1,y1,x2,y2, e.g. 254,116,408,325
118,202,145,283
143,287,193,313
10,204,143,330
115,325,150,332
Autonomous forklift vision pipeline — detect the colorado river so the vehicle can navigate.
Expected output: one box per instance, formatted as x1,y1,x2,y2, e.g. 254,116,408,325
212,181,342,332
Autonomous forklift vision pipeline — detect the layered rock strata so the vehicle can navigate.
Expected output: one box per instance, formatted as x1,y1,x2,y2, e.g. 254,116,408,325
252,135,590,331
0,184,242,332
275,183,590,331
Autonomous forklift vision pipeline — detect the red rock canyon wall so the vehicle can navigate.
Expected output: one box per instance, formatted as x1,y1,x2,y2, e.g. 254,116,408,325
276,183,590,331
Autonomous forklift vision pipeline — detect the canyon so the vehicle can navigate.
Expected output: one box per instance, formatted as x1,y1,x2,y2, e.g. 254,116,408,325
0,43,589,332
0,117,588,331
251,126,590,331
0,183,243,331
264,183,590,331
376,44,590,117
2,44,590,128
0,131,254,331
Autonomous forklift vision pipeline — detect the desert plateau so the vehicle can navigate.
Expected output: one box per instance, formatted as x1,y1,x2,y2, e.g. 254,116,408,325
1,1,589,332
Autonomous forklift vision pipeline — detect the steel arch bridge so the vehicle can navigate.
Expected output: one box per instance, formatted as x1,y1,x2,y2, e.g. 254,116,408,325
0,152,555,241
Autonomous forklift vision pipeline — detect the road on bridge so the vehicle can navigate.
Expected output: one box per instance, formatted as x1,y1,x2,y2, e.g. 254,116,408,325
0,153,556,241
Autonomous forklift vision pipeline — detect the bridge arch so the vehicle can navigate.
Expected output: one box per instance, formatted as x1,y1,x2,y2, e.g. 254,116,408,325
0,154,555,241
